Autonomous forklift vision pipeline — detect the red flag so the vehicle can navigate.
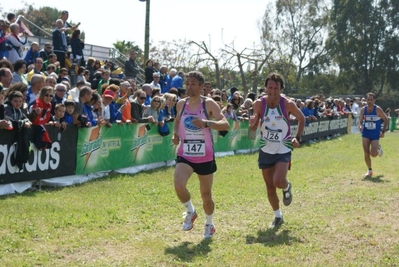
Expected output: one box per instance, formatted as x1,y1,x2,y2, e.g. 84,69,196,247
18,20,34,36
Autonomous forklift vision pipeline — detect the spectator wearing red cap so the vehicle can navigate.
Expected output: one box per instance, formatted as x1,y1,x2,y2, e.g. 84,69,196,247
101,89,115,127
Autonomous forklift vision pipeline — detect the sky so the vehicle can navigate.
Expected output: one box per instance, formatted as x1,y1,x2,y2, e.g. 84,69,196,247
1,0,272,52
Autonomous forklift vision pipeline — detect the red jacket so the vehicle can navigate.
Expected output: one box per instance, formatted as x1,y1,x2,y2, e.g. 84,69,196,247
31,98,52,125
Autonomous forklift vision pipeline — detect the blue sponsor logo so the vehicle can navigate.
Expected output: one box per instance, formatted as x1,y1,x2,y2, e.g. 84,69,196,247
184,116,201,131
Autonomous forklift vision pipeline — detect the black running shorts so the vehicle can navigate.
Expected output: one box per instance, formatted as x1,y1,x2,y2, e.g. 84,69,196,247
258,150,291,169
176,156,217,175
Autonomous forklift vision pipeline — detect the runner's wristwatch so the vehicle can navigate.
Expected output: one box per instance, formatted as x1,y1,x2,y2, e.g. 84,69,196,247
205,120,211,128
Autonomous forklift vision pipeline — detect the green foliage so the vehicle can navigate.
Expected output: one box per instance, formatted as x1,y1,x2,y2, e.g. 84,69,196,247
1,133,399,266
15,5,60,37
113,40,142,58
326,0,399,96
265,0,329,85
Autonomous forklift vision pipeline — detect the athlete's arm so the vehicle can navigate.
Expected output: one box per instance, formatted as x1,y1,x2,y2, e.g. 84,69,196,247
376,106,388,135
204,98,230,131
358,107,365,132
249,98,262,131
172,99,184,145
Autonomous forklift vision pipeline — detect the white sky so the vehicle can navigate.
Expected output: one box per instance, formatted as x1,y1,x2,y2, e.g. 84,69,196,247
1,0,272,52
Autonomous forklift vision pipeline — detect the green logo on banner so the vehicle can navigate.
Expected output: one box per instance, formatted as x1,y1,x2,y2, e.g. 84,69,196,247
80,138,102,156
229,129,239,140
131,135,147,151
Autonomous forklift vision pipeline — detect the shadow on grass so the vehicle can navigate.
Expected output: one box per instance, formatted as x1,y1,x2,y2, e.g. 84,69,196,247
246,228,301,246
164,238,212,262
362,175,387,183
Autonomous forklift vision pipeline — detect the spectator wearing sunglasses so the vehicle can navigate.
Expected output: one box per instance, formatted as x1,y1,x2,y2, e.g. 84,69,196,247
39,42,53,62
29,86,53,126
51,83,67,115
130,89,154,123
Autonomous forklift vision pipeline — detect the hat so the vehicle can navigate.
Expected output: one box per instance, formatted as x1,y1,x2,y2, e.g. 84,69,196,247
230,87,238,93
103,90,115,98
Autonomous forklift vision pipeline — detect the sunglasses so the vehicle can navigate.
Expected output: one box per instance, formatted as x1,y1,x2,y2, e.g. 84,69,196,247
45,94,53,97
57,89,66,92
153,100,160,103
139,97,146,100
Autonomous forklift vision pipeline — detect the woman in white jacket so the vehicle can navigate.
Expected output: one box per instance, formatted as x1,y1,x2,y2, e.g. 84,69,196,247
6,23,28,64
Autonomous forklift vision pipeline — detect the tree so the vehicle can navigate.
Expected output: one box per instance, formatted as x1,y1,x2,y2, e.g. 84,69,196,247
149,39,198,70
189,41,223,89
113,40,142,58
260,0,329,92
221,45,273,97
326,0,399,96
111,40,142,70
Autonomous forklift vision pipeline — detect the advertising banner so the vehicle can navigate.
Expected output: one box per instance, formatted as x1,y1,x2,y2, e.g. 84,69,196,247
0,126,78,184
2,115,349,184
75,123,176,175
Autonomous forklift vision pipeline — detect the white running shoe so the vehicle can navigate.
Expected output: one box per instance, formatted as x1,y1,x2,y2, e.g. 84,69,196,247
203,224,215,239
182,211,197,231
378,144,383,157
365,170,373,177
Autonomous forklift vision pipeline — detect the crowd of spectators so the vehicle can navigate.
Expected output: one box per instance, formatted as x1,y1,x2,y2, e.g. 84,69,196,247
1,9,394,153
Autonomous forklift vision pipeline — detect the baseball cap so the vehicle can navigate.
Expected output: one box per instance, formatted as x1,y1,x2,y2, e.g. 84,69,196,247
103,90,114,98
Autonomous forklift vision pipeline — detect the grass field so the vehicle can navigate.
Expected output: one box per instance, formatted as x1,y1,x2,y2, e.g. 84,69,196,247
1,132,398,267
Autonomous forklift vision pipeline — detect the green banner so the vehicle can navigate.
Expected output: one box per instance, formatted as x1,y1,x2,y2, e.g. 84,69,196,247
75,120,262,174
76,116,348,174
213,119,261,152
76,123,177,174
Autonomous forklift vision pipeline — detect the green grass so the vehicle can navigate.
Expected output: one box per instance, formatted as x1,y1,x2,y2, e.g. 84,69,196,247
1,132,398,267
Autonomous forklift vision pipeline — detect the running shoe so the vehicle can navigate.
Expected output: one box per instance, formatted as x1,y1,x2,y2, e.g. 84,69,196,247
282,183,293,206
182,210,197,231
378,144,383,157
269,216,284,229
365,170,373,177
203,224,216,239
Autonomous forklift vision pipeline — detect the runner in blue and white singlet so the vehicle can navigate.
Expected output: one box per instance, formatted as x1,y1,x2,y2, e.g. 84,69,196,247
358,92,388,177
361,104,382,141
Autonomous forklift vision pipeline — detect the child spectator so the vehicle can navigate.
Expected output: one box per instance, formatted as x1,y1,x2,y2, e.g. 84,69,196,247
63,99,75,124
3,90,31,128
223,103,239,121
48,103,67,131
3,90,31,167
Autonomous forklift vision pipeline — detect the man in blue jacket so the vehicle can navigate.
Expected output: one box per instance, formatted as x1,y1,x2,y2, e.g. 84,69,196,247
52,19,67,69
